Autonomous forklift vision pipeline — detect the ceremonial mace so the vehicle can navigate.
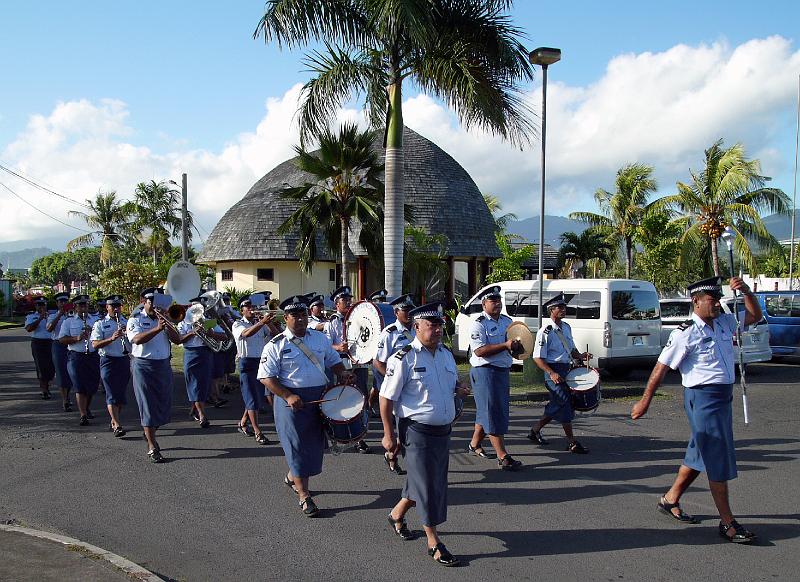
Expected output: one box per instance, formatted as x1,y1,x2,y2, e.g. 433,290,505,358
720,227,750,426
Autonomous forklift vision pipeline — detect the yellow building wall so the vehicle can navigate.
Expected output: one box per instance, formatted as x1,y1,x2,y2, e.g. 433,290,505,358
215,260,338,301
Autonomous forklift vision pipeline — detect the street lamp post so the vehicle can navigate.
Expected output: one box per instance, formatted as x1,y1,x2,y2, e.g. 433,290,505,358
529,47,561,329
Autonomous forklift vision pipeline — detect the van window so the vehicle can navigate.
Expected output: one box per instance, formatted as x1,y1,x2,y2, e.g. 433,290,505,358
565,291,601,320
505,292,558,318
612,290,660,320
661,301,691,319
765,295,800,317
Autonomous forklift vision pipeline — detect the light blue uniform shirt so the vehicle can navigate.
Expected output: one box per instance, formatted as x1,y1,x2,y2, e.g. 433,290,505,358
257,328,340,389
26,312,52,339
177,319,204,349
232,317,269,358
468,312,513,368
46,311,66,340
532,319,575,364
658,312,742,387
90,315,130,357
375,321,416,363
126,312,171,360
324,312,345,345
58,314,100,353
380,338,458,426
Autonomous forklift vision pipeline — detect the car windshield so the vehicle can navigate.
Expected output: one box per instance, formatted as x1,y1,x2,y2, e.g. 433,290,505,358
612,290,660,320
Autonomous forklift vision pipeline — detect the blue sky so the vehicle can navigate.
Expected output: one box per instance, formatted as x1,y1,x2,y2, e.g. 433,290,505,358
1,1,799,247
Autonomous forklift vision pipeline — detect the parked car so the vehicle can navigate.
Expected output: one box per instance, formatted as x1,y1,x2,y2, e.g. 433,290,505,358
754,291,800,358
455,279,662,375
658,297,772,364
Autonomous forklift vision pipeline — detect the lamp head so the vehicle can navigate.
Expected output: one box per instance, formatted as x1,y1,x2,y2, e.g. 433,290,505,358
720,226,736,250
529,47,561,67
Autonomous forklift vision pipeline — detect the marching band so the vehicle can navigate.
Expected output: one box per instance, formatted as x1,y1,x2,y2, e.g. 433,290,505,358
19,269,762,566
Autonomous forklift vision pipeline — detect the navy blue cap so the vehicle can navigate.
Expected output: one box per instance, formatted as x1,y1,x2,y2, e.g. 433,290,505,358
34,296,47,305
104,295,123,305
280,295,309,313
71,294,90,304
308,294,325,308
140,287,162,299
390,294,415,310
543,293,568,311
409,302,445,323
54,292,70,301
368,288,388,302
237,294,252,309
188,296,203,304
330,286,353,302
688,276,723,299
478,286,502,301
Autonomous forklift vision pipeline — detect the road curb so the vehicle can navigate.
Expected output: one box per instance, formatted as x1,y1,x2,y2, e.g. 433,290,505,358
509,386,645,403
0,523,163,581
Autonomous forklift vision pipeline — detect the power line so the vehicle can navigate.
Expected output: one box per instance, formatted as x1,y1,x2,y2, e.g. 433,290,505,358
0,180,91,232
0,161,91,209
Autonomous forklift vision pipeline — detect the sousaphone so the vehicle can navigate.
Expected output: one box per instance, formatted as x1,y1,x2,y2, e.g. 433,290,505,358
165,260,202,306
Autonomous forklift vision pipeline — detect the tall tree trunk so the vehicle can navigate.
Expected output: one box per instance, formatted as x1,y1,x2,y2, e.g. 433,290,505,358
340,217,350,289
384,80,404,296
711,236,720,276
625,237,633,279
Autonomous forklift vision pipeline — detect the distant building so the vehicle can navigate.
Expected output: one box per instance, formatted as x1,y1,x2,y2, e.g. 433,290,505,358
199,127,501,304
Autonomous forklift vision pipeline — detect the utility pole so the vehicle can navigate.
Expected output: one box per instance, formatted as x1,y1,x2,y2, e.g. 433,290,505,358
181,173,188,262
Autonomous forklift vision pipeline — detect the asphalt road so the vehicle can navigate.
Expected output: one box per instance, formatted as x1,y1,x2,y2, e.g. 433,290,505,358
1,328,798,581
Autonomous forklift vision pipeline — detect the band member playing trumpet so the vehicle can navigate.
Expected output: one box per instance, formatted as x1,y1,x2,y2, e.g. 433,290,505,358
91,294,131,437
380,302,471,566
259,295,354,517
467,286,522,470
57,294,100,425
25,296,55,400
632,276,761,544
372,293,416,474
325,285,370,453
232,294,278,444
529,294,592,454
127,287,181,463
46,292,73,410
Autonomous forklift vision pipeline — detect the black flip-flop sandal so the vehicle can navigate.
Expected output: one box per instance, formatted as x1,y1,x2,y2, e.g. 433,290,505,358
719,520,756,543
428,543,459,566
299,496,319,517
384,453,406,475
468,444,491,459
284,474,298,493
498,454,523,471
567,441,589,454
387,515,415,540
657,496,700,524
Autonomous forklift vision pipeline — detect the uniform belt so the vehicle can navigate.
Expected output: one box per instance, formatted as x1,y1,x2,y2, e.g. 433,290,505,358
685,383,733,390
398,416,452,436
476,364,507,370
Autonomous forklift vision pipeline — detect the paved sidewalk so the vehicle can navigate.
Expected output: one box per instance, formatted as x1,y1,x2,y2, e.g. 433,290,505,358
0,525,161,581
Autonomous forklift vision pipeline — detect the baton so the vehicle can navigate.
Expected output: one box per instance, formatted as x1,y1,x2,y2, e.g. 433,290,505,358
720,227,750,426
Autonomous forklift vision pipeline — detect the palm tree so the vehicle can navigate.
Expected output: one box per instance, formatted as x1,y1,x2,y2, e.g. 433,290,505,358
126,180,193,266
558,230,616,278
255,0,535,296
403,226,449,303
483,193,519,234
276,123,385,285
569,163,658,279
67,191,133,268
655,139,790,276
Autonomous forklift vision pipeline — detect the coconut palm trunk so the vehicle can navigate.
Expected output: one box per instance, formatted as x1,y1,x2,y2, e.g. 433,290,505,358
625,237,633,279
340,216,350,287
384,82,404,296
711,236,721,276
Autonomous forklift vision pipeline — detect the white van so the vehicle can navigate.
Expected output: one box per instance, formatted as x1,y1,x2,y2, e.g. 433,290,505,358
454,279,662,375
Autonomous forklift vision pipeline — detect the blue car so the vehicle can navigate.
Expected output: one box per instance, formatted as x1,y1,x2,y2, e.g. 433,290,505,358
755,291,800,358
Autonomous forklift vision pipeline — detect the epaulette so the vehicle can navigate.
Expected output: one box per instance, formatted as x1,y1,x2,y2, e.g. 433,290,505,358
269,334,283,344
440,343,452,353
328,312,340,321
677,319,693,331
476,315,486,322
500,314,512,322
393,344,413,360
543,325,553,335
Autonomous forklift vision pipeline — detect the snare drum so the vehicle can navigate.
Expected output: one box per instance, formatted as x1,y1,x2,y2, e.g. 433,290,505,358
318,384,369,443
564,367,601,413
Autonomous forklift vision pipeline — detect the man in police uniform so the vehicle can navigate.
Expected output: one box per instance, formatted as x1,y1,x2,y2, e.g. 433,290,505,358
467,286,523,470
259,295,354,517
325,285,370,453
232,293,279,444
90,294,131,437
46,292,73,410
25,297,55,400
306,292,326,331
127,287,181,463
632,276,761,544
57,294,100,425
380,302,470,567
528,293,592,453
372,293,416,473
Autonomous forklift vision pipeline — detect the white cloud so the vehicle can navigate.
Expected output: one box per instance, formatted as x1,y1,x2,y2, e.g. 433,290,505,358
2,35,799,248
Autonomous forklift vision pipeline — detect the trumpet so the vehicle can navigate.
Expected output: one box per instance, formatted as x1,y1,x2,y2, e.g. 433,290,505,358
114,313,129,355
80,312,91,354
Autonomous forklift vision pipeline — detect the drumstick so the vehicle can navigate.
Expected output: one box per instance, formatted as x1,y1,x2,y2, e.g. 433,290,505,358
285,398,337,407
586,344,590,370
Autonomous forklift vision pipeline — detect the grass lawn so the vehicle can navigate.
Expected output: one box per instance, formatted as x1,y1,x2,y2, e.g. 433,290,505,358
0,316,24,330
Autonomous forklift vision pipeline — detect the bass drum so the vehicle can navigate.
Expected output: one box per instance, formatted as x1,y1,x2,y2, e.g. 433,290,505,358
344,301,397,365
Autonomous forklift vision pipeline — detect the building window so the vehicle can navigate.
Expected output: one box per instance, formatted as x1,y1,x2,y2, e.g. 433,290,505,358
329,268,336,282
257,268,274,281
221,270,233,281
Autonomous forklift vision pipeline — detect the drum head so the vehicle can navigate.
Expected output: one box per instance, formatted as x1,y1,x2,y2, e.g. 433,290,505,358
320,384,365,421
344,301,387,364
565,368,600,392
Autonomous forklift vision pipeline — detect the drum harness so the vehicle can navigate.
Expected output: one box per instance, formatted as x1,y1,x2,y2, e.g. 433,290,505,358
289,337,328,382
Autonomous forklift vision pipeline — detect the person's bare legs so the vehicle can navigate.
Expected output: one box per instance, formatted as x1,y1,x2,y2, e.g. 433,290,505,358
75,393,88,417
662,464,701,517
246,409,262,435
488,434,509,458
709,480,735,525
469,425,486,451
107,404,122,429
143,427,159,451
389,497,416,530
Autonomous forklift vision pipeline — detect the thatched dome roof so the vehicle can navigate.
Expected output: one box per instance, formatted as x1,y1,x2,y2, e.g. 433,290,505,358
198,127,500,263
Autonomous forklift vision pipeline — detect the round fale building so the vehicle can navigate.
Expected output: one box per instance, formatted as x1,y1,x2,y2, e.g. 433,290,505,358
198,127,500,303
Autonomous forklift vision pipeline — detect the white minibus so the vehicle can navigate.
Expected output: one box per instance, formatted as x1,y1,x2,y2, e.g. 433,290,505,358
454,279,662,375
